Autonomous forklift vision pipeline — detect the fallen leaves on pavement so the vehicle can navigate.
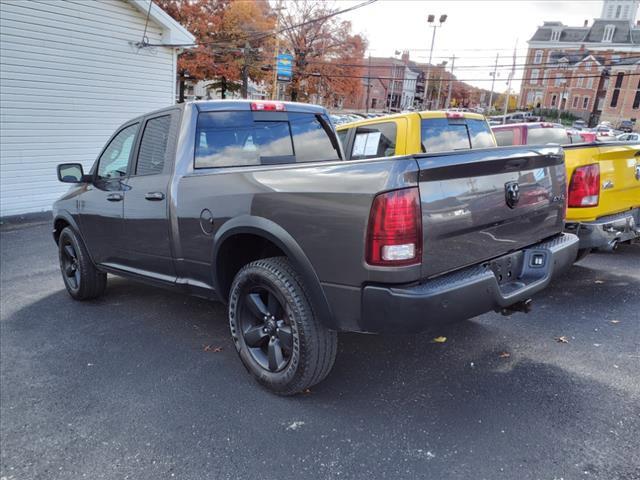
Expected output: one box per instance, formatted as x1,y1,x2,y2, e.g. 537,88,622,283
555,336,569,344
203,345,223,352
498,352,511,358
432,336,447,343
610,320,620,324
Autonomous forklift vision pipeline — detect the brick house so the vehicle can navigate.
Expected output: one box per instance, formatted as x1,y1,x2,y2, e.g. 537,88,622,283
600,57,640,126
519,0,640,127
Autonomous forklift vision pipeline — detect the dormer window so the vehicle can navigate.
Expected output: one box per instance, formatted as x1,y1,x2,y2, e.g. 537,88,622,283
603,25,615,42
551,29,561,41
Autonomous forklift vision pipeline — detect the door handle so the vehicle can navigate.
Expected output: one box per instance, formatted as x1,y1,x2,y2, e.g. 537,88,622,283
145,192,165,201
106,193,123,202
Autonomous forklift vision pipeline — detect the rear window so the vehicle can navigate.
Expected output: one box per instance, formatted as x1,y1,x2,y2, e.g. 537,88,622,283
526,127,568,145
194,111,340,168
421,118,495,153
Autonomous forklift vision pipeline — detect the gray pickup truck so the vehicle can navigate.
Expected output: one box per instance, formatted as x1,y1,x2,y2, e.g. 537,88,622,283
53,100,578,395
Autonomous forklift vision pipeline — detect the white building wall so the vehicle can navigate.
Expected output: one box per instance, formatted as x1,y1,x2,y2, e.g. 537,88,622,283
0,0,178,216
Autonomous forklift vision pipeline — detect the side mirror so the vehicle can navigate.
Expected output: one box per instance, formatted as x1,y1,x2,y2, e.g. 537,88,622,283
57,163,88,183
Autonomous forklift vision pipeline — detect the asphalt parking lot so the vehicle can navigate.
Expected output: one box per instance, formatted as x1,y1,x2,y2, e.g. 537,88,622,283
1,221,639,480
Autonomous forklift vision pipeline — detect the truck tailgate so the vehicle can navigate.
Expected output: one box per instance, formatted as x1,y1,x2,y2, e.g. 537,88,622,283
416,146,566,278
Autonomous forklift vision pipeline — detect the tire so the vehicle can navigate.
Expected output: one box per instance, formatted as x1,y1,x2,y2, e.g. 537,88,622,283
228,257,337,395
575,248,591,263
58,227,107,300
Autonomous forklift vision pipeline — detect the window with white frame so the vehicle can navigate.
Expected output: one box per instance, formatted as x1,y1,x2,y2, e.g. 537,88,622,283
603,25,615,42
551,29,561,41
572,96,579,108
586,77,594,89
534,50,543,64
555,75,565,86
583,96,589,109
576,76,583,88
527,91,535,105
531,69,539,84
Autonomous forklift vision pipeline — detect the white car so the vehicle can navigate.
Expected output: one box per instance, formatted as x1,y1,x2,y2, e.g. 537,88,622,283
616,132,640,142
595,125,615,137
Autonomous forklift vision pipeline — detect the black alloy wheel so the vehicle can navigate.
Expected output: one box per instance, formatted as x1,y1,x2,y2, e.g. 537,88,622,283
57,226,107,300
61,240,81,292
238,285,293,372
228,257,338,395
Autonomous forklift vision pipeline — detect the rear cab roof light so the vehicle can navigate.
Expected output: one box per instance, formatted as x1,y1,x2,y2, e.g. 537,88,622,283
251,101,286,112
445,111,465,119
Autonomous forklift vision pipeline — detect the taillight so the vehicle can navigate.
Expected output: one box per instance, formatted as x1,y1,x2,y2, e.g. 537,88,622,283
250,101,285,111
446,111,464,119
366,188,422,266
568,164,599,208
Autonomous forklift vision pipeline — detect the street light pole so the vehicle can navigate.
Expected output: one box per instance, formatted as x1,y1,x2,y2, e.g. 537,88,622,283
424,14,447,110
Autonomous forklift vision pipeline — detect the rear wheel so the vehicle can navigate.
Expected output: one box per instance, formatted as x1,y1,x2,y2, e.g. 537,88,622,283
228,257,337,395
58,227,107,300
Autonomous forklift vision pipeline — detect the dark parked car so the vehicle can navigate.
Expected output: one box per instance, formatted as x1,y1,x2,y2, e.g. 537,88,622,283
53,100,578,394
617,120,635,133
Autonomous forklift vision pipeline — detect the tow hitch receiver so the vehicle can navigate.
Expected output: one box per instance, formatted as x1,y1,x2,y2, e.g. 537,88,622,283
500,298,533,316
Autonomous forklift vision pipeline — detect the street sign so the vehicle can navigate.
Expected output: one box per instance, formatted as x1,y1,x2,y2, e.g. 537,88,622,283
277,53,293,82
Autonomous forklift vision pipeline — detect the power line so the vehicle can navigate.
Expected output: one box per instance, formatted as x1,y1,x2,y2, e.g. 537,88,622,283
296,71,640,84
144,0,378,48
260,55,640,71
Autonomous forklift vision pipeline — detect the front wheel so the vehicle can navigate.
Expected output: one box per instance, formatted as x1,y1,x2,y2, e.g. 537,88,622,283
58,227,107,300
228,257,337,395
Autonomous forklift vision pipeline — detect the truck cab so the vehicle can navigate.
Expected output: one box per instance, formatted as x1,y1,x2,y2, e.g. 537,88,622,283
336,111,496,159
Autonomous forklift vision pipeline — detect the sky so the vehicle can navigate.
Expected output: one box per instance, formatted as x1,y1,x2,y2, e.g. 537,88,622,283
337,0,615,93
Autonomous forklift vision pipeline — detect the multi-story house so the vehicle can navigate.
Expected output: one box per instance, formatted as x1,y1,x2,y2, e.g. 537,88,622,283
519,0,640,126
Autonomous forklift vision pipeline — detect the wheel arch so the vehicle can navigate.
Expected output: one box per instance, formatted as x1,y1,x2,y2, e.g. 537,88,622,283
213,216,336,330
52,211,80,244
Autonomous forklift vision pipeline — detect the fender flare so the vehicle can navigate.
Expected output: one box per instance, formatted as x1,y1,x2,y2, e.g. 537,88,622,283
52,210,81,242
212,215,336,330
53,210,99,266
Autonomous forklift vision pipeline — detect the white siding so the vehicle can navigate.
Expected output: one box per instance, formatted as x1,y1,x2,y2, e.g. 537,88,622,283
0,0,178,216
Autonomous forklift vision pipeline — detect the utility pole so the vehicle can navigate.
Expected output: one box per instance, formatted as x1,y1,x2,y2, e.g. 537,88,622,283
241,41,250,99
488,53,499,113
503,40,517,118
388,63,397,113
271,0,284,100
365,53,372,113
435,63,445,109
445,54,455,109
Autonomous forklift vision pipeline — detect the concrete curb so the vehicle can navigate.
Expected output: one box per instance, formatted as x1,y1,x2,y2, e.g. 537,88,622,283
0,211,52,231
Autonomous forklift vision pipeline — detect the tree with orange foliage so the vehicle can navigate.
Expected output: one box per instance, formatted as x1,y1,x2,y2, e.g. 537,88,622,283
156,0,275,100
278,0,366,105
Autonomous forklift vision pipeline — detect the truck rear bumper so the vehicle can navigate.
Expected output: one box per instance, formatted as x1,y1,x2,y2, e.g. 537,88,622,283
359,233,578,333
565,208,640,251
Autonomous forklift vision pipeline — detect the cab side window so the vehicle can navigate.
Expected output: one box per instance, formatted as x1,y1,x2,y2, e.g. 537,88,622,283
493,128,515,146
96,123,139,180
351,122,397,160
336,129,349,151
136,115,171,175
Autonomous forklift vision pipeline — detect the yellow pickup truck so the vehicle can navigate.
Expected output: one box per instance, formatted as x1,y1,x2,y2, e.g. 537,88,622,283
562,142,640,257
491,122,639,258
337,113,640,259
